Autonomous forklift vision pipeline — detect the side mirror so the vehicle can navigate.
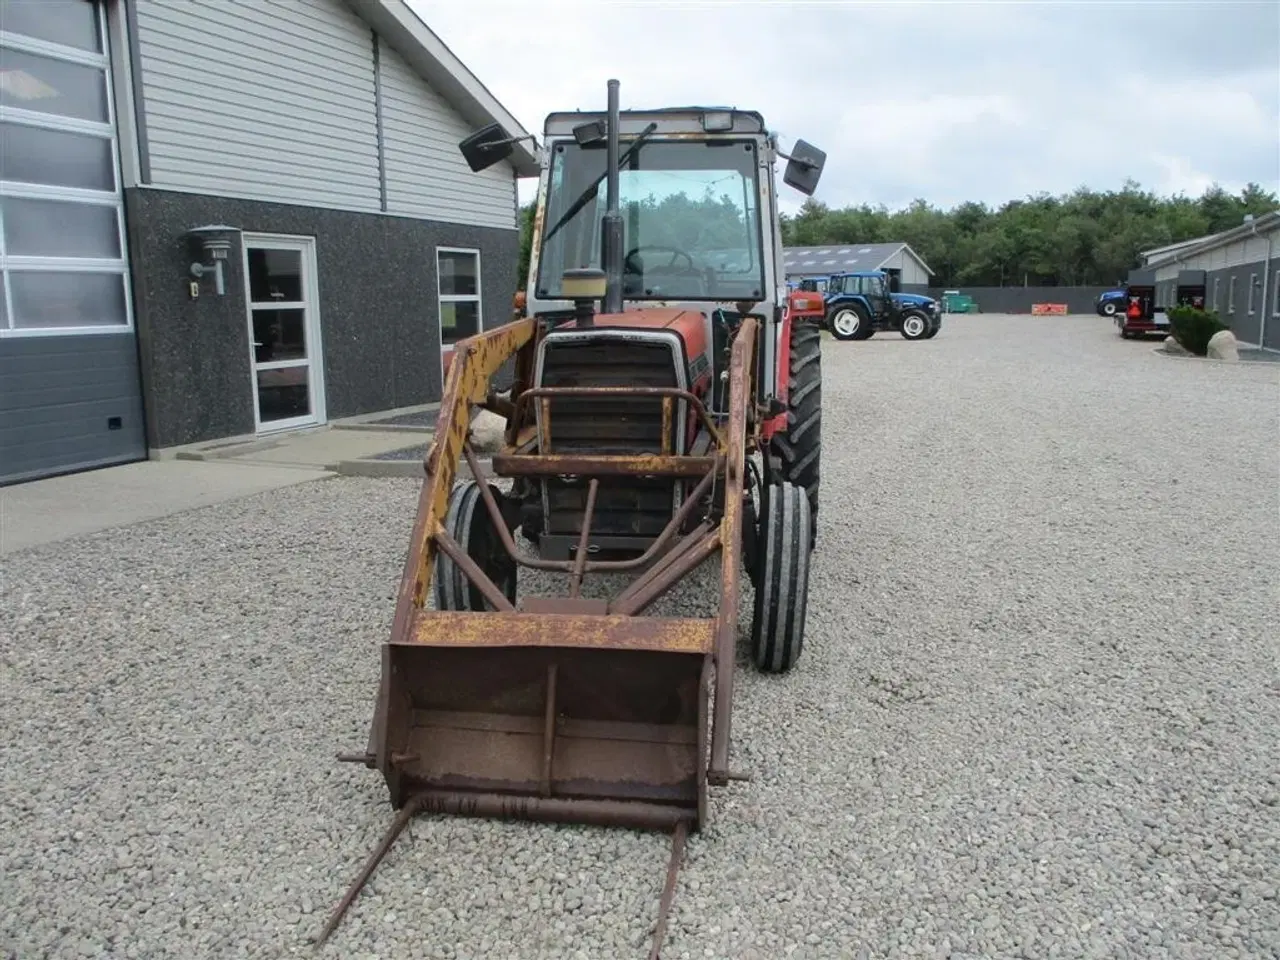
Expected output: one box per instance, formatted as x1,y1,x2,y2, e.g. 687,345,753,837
782,139,827,196
459,122,515,172
572,120,606,146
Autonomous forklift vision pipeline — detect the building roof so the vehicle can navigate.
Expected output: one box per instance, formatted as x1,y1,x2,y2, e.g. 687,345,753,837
782,242,934,277
348,0,540,177
1140,233,1221,262
1144,210,1280,270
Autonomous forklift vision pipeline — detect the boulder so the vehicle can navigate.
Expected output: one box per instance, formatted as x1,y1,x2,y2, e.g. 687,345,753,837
468,407,507,453
1207,330,1239,362
1161,336,1191,356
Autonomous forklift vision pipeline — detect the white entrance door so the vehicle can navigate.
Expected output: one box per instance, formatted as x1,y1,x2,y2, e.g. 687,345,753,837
241,235,325,432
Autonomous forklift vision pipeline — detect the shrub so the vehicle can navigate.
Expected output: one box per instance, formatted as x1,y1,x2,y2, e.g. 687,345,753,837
1168,305,1228,356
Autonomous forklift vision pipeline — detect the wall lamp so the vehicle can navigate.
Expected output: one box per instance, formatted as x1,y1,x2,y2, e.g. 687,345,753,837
185,224,240,297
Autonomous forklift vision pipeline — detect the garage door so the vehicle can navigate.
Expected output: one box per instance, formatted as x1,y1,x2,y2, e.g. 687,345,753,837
0,0,146,485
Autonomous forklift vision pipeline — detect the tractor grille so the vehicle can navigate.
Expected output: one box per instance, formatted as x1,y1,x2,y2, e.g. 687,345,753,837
536,335,685,544
538,339,681,454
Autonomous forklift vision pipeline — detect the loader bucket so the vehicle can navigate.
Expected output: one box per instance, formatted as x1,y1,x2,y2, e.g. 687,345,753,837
372,612,712,830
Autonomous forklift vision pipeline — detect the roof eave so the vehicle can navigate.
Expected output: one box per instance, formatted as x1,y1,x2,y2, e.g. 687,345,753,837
1144,210,1280,270
347,0,540,177
874,242,935,277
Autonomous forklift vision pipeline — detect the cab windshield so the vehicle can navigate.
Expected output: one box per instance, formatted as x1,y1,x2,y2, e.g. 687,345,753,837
535,138,766,303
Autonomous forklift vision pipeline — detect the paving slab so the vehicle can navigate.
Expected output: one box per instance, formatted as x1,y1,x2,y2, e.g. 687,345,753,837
176,428,426,470
0,460,331,556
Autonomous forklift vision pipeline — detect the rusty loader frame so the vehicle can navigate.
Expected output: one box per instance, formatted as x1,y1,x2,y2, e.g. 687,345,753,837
319,79,827,958
322,314,761,956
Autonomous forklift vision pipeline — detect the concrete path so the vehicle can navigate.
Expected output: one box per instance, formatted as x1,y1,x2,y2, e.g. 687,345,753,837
0,459,333,556
173,426,426,471
0,416,478,556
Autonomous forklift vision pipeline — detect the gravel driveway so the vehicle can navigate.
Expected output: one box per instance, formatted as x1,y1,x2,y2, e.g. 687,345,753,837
3,315,1278,960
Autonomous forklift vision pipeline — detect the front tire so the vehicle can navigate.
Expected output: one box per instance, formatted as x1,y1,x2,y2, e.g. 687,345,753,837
899,311,930,340
771,320,821,541
434,480,517,611
923,315,942,339
750,480,812,674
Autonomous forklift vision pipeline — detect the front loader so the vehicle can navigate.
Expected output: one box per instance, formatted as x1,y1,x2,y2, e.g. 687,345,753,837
322,80,829,957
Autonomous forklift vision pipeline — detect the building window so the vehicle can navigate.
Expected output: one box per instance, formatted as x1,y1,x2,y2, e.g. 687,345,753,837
1212,277,1220,312
1227,276,1236,313
0,2,130,337
437,247,481,348
1247,273,1257,314
1273,271,1280,316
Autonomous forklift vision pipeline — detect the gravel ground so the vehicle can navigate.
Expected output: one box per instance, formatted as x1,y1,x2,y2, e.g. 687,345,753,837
370,442,429,461
3,314,1278,960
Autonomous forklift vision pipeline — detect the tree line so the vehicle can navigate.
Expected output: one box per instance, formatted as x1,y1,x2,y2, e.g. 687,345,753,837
779,180,1277,288
517,180,1277,289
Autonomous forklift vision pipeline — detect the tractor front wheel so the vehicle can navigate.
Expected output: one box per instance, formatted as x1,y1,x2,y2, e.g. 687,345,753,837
434,480,517,611
771,320,821,542
924,315,942,339
750,480,812,674
900,311,930,340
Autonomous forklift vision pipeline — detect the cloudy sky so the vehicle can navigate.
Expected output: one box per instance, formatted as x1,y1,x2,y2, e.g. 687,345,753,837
410,0,1280,216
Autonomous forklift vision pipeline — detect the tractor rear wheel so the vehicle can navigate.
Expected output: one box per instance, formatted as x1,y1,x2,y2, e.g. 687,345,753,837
434,480,517,611
771,320,821,542
750,480,812,674
828,304,868,341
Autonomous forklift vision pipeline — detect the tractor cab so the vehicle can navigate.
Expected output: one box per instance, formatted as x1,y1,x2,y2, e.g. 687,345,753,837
829,270,891,314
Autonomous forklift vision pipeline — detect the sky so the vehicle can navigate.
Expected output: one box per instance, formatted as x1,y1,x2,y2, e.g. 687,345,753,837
410,0,1280,217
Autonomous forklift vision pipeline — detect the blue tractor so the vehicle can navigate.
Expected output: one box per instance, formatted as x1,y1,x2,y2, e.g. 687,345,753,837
799,270,941,341
1095,288,1127,317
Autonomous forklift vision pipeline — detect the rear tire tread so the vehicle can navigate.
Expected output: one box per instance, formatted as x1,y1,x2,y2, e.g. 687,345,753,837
771,322,822,537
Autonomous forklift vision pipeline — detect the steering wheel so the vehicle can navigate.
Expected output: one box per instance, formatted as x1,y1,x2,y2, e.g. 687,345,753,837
624,245,697,275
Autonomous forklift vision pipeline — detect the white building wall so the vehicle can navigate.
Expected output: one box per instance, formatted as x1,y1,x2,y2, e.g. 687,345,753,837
128,0,515,226
377,37,515,229
132,0,382,210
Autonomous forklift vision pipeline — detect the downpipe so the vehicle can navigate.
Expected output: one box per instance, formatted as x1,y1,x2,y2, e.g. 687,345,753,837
1258,229,1272,351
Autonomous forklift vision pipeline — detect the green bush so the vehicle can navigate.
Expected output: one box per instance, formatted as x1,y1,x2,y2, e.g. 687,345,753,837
1168,305,1228,356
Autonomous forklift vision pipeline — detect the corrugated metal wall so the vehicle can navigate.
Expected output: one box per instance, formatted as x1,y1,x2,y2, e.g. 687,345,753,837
131,0,516,227
378,38,514,229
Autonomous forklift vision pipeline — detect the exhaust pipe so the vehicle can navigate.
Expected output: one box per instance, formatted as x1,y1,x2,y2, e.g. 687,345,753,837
602,79,624,315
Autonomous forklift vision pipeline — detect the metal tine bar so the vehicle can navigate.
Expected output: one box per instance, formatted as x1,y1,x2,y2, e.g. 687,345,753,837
710,315,755,783
608,521,714,613
514,385,726,451
540,663,558,797
462,443,722,575
609,530,721,617
660,396,673,455
648,822,688,960
432,522,516,612
540,397,552,452
316,794,424,946
568,479,600,597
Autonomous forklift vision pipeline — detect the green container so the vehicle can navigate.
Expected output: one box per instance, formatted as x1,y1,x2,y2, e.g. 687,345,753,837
942,291,976,314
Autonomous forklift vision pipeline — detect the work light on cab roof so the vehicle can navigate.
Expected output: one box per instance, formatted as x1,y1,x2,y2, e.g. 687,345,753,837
320,79,832,960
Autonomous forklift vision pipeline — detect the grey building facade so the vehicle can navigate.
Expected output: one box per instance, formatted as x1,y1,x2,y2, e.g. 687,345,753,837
1146,211,1280,350
0,0,537,485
